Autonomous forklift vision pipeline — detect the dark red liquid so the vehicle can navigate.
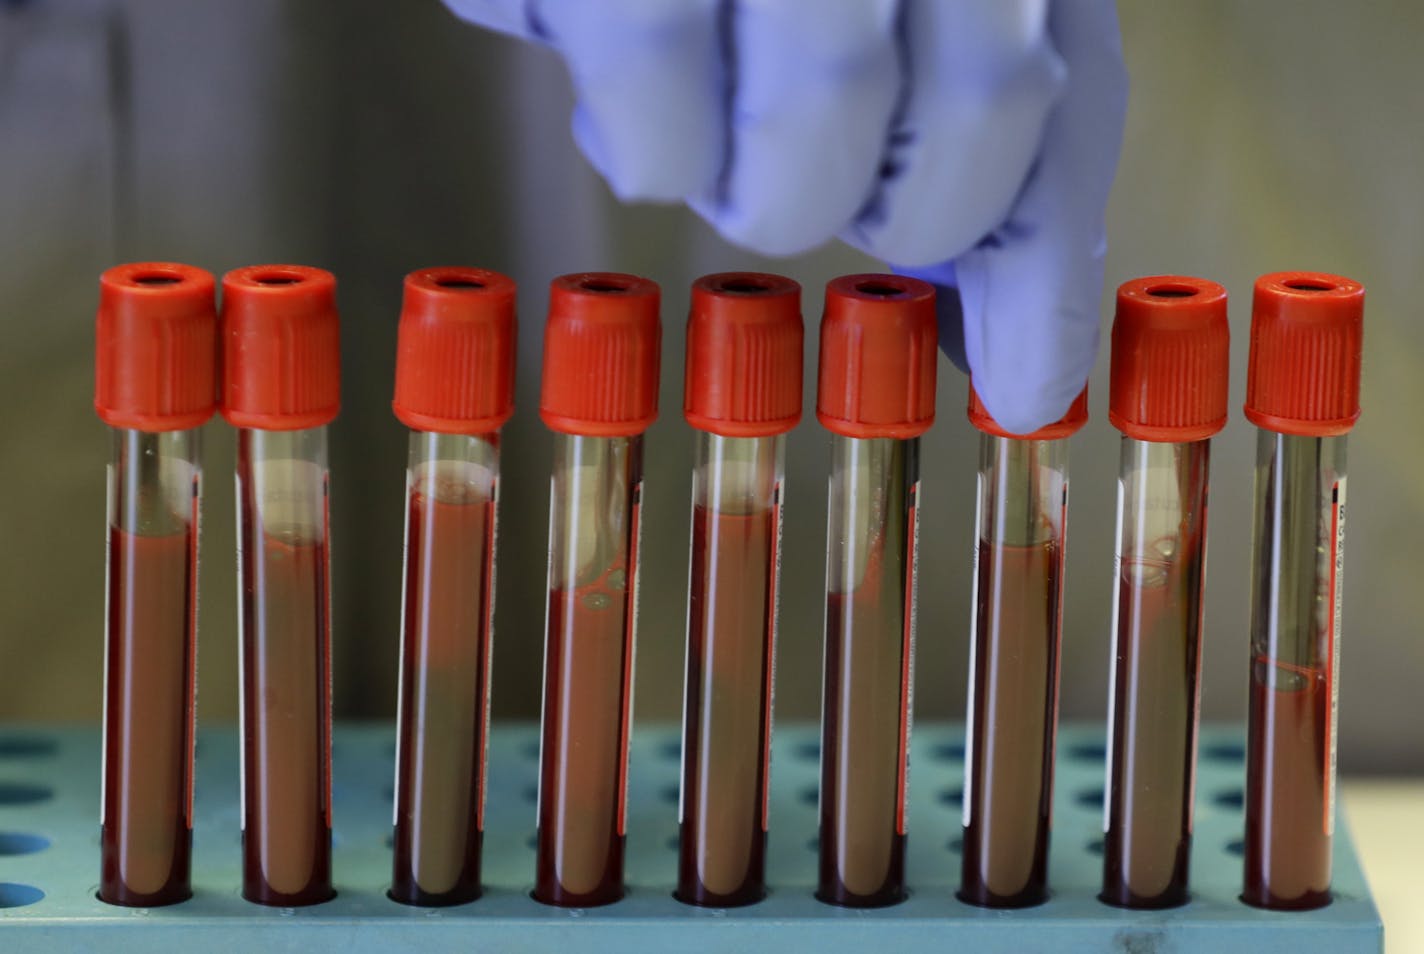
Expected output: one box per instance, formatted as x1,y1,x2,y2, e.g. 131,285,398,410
100,526,195,907
535,574,635,907
240,530,333,906
677,503,776,907
1243,657,1332,909
1102,530,1205,908
960,539,1061,908
391,488,495,906
817,583,910,906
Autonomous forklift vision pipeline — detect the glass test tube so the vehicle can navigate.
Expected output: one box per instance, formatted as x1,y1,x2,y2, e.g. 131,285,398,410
677,273,801,907
960,388,1086,908
95,263,216,907
389,268,516,906
1101,277,1229,909
534,273,661,907
222,265,341,907
814,274,936,908
1241,272,1363,911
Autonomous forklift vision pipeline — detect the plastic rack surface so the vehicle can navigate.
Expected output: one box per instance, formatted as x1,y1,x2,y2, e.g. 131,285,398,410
0,723,1382,953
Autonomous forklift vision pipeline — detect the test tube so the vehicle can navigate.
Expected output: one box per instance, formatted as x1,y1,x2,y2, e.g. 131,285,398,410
1100,277,1230,909
1241,272,1363,911
388,268,516,906
95,263,216,907
534,273,661,907
221,266,341,907
815,275,937,908
676,273,803,907
960,385,1087,908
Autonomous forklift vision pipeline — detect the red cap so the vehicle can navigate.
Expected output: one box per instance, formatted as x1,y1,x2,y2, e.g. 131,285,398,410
94,263,217,432
540,273,661,436
220,265,340,431
969,384,1088,440
1245,271,1363,437
392,267,517,435
683,273,803,437
816,274,937,439
1109,276,1230,442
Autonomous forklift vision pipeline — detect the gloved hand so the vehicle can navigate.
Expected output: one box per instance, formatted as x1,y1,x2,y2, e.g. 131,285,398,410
444,0,1127,434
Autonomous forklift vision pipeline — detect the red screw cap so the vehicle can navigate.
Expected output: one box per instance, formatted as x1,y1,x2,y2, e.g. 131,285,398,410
969,384,1088,440
1245,271,1363,437
684,272,803,437
220,265,340,431
392,267,517,435
816,274,937,439
1109,276,1230,442
94,262,217,432
540,272,661,437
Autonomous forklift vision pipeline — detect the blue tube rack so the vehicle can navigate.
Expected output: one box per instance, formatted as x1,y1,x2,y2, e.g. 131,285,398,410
0,723,1381,952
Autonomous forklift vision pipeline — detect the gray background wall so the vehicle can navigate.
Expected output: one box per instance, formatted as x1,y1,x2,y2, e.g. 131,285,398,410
1,1,1420,773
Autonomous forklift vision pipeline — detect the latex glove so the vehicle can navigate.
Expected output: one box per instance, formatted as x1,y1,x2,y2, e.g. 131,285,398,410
444,0,1127,434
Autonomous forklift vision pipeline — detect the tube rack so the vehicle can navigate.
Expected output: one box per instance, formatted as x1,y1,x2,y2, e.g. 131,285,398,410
0,723,1381,952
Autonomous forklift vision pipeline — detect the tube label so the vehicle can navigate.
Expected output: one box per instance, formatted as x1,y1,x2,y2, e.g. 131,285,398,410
1324,478,1345,836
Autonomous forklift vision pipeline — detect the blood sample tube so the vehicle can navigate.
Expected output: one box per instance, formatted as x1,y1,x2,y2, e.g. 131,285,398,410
221,265,341,907
389,268,516,906
1241,272,1363,911
534,272,660,907
1100,277,1230,909
95,263,216,907
959,385,1087,908
815,275,936,908
676,273,803,907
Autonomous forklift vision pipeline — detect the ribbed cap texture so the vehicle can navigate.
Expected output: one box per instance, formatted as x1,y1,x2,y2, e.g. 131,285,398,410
816,274,937,439
684,272,803,436
393,267,516,434
1245,271,1363,437
220,265,340,431
1110,276,1230,442
540,273,661,436
95,262,217,432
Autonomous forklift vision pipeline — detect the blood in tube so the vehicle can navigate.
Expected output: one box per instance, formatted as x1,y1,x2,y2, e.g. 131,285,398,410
221,265,340,907
389,267,516,906
94,263,215,907
1240,272,1362,911
1101,276,1229,909
813,274,936,908
533,273,660,907
677,273,801,907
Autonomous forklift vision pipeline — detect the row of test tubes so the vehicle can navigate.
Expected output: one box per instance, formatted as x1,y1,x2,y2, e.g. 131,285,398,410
91,263,1362,915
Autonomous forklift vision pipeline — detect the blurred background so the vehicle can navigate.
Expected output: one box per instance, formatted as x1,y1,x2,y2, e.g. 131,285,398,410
1,0,1420,774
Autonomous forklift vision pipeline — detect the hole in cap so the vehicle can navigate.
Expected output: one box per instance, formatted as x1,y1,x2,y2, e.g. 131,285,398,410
580,279,630,294
131,272,182,287
716,278,772,295
1146,284,1198,299
436,278,485,290
855,281,907,298
1284,279,1335,292
252,271,303,286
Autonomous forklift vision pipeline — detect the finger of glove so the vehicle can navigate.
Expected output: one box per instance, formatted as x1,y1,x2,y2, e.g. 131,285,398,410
954,0,1129,436
843,0,1065,268
442,0,543,41
688,0,900,257
541,0,724,202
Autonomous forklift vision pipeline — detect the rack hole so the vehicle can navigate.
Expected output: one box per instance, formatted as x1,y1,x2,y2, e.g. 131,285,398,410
800,785,819,806
1076,787,1104,809
0,883,43,908
0,833,48,856
526,832,538,851
521,740,541,761
0,736,57,759
933,741,965,762
1212,789,1244,810
938,786,964,807
1086,838,1104,855
794,740,820,762
1146,284,1198,298
948,837,963,853
658,739,681,762
132,272,182,287
854,281,906,298
806,836,819,853
666,835,680,853
0,783,52,806
1284,279,1335,292
1203,741,1245,763
1068,741,1106,762
661,784,680,805
1225,839,1244,856
522,785,538,804
716,278,772,295
580,279,629,294
435,278,484,290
